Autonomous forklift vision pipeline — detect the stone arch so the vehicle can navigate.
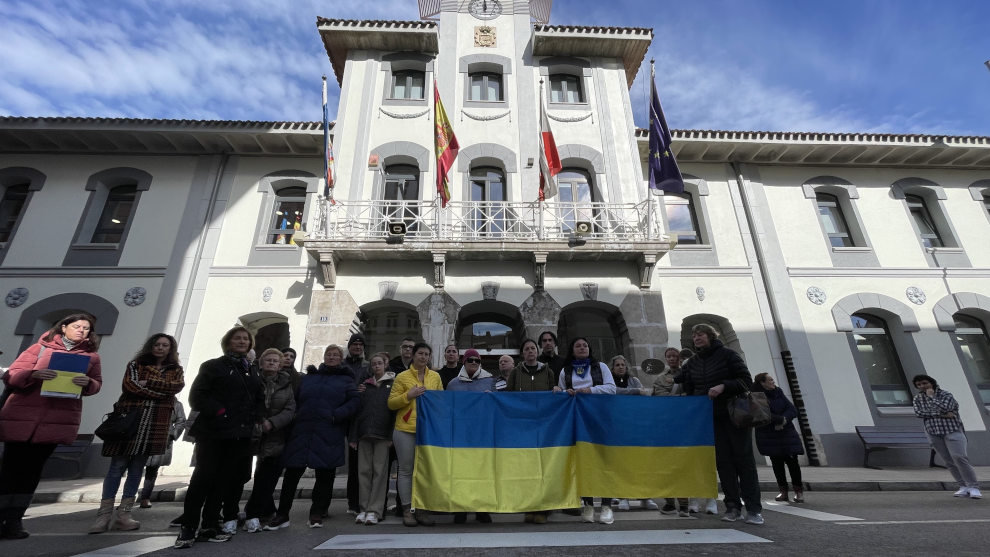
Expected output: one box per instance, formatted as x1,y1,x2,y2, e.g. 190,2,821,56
372,141,431,170
556,144,604,174
679,313,743,359
831,293,920,332
359,299,423,357
455,300,526,361
933,292,990,331
558,300,629,365
238,311,289,354
457,143,519,173
14,292,119,353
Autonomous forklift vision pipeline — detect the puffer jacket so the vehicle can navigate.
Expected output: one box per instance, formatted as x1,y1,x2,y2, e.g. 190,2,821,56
350,372,395,441
282,364,361,469
752,385,804,457
680,339,752,419
188,355,264,441
253,370,297,458
0,334,102,445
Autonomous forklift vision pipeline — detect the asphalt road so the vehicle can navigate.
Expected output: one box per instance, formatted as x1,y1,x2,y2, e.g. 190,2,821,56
4,492,989,556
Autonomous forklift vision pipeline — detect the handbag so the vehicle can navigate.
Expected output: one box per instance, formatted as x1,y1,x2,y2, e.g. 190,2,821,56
94,404,141,441
726,379,771,428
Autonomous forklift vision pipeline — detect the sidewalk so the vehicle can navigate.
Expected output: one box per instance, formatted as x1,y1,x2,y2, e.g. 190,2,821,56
33,466,990,504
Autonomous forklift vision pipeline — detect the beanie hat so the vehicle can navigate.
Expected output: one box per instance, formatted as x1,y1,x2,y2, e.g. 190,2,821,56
463,348,481,360
348,333,366,347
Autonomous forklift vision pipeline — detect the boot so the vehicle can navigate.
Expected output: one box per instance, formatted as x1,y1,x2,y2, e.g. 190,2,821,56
413,508,434,527
88,499,115,534
113,497,141,531
1,518,30,540
792,484,805,503
774,485,789,502
402,506,417,527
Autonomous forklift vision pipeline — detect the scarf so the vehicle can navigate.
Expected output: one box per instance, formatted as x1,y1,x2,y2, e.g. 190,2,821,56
61,336,78,351
571,358,591,377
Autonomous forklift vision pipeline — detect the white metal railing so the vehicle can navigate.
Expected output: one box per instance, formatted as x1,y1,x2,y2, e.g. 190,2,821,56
316,198,664,242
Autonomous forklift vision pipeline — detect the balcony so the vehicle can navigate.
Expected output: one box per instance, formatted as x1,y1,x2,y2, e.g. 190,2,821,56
297,198,674,290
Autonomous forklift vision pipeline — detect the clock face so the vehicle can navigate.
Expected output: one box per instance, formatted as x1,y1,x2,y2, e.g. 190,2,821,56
469,0,502,20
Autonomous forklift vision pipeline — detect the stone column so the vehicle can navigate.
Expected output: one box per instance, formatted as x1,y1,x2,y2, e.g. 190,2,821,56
519,290,562,343
619,289,668,380
416,290,460,369
302,289,361,370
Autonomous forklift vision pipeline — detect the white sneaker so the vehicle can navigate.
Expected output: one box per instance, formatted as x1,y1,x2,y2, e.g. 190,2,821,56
687,503,699,513
364,512,378,525
968,487,983,499
645,499,659,511
243,518,261,533
744,512,765,525
581,504,595,523
355,512,366,524
221,520,237,535
598,506,614,524
721,508,742,522
705,499,719,515
954,487,970,497
616,499,630,511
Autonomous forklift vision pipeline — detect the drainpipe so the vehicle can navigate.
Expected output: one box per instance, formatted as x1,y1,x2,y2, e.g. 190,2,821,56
729,161,821,466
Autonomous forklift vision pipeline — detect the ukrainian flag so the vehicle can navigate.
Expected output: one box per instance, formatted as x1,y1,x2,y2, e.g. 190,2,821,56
413,391,716,513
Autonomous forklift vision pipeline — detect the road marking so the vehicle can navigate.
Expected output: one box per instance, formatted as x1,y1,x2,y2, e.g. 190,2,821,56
836,519,990,526
68,536,175,556
314,529,770,549
761,500,862,522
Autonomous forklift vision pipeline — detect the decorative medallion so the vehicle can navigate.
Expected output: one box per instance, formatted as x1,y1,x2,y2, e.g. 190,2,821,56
262,286,273,303
806,286,827,305
580,282,599,301
696,286,705,302
379,281,398,300
123,287,146,307
906,286,926,305
482,281,500,301
474,25,497,47
5,287,28,308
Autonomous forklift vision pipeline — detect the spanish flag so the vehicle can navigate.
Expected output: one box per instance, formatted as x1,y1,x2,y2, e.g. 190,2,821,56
413,392,716,512
434,81,459,208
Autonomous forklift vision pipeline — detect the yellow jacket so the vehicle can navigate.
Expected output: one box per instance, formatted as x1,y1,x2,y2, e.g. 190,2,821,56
387,367,443,433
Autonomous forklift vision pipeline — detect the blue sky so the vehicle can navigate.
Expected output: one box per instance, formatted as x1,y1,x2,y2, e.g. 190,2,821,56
1,0,988,135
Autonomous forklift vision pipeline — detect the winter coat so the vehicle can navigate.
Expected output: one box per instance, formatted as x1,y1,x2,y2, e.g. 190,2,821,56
282,364,361,469
537,353,565,375
146,400,187,467
252,370,297,458
438,364,461,390
680,339,752,420
343,355,368,380
350,372,396,442
651,366,682,397
388,367,443,433
102,360,185,457
752,386,804,457
446,367,496,392
187,354,264,441
506,361,555,392
0,334,102,445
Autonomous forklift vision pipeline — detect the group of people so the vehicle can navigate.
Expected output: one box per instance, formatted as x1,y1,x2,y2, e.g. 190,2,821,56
0,314,982,544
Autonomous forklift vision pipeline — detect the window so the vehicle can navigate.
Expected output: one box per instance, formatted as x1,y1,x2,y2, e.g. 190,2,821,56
390,70,425,100
816,192,854,247
664,192,700,245
0,184,29,243
267,186,306,244
549,74,583,103
469,166,507,235
954,314,990,404
90,185,137,243
851,313,911,406
384,164,420,232
905,194,943,248
469,72,503,101
557,169,594,233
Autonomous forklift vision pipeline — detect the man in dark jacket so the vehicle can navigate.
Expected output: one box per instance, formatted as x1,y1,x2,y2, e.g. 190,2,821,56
680,323,764,526
537,331,565,375
343,333,368,515
388,338,416,374
343,334,369,379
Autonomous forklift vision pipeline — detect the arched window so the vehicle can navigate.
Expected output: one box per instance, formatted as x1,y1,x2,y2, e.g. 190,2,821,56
267,186,306,244
557,169,594,233
851,313,911,406
390,70,425,100
905,194,944,248
469,72,503,102
549,74,583,103
470,166,506,235
664,192,700,245
953,313,990,404
91,185,137,244
816,192,853,247
0,183,30,243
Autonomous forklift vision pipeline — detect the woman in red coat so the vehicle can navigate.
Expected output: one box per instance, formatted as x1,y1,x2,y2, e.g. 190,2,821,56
0,313,103,540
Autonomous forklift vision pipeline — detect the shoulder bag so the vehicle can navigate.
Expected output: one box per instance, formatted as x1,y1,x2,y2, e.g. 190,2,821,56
94,403,141,441
726,379,772,428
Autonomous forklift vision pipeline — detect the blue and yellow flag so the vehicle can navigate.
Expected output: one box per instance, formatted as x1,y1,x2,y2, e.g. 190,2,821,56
413,392,716,512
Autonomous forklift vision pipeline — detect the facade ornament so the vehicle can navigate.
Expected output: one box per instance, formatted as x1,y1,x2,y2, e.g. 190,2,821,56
432,252,446,290
696,286,706,301
474,25,497,47
533,252,548,291
123,287,147,307
318,251,337,289
461,109,511,121
580,283,599,301
639,253,657,289
547,111,592,123
379,107,430,120
806,286,827,305
262,286,273,302
906,286,926,305
5,287,28,308
379,280,398,300
481,281,500,300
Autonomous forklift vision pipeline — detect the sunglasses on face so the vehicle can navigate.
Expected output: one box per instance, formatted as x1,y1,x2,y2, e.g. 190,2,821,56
465,358,481,363
401,345,414,350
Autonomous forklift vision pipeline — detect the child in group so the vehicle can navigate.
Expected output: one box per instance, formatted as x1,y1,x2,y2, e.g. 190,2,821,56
350,353,396,525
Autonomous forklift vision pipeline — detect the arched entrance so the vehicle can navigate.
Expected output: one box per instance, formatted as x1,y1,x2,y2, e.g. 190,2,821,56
557,301,629,365
360,300,422,357
239,312,290,355
455,300,525,370
679,314,744,358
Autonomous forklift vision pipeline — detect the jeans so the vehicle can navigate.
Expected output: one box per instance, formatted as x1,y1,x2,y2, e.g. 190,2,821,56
278,467,335,519
713,418,762,514
102,455,149,500
140,466,160,501
245,456,283,520
392,430,416,508
929,430,979,488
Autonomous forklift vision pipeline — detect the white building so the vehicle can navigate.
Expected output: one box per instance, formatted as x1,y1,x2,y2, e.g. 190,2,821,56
1,0,989,474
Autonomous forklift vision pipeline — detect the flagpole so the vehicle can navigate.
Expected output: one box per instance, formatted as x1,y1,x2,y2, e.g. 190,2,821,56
537,79,545,240
648,60,656,240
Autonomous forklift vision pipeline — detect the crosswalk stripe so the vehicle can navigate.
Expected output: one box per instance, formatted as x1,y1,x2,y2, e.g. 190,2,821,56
761,500,862,522
68,536,175,557
314,529,771,549
836,519,990,526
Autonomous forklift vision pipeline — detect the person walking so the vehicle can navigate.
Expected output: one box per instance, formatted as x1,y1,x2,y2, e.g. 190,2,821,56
752,373,805,503
0,313,103,540
90,333,185,534
912,374,981,499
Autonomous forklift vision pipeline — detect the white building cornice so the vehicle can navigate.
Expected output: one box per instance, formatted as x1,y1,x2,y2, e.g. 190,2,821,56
316,17,439,86
532,24,653,88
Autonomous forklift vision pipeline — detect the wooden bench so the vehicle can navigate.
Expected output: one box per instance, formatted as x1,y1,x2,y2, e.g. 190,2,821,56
855,426,939,469
48,434,94,479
